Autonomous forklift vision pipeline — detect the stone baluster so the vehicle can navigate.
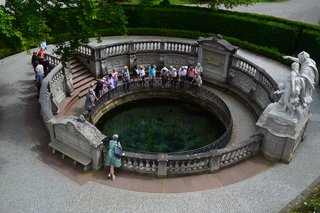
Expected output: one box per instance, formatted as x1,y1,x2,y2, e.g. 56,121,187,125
209,150,220,172
139,160,144,171
157,154,168,177
151,161,157,172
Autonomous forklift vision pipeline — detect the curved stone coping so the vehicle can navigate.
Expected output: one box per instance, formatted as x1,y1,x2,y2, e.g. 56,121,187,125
39,60,263,175
90,79,252,176
40,36,279,175
120,133,262,177
91,78,233,155
39,63,61,125
76,38,198,60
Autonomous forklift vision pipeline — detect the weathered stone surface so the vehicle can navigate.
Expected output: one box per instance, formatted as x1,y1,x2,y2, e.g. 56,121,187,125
52,116,105,170
256,102,310,163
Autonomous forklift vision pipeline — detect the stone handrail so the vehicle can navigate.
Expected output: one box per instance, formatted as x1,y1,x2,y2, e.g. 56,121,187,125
39,55,104,170
120,133,262,177
230,55,278,109
91,79,233,156
75,40,198,60
40,36,273,175
45,53,61,68
39,63,63,124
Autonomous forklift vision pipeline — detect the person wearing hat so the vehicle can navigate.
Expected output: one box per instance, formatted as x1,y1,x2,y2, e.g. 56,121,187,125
160,67,169,86
139,65,146,87
104,134,122,180
168,66,178,88
178,65,188,88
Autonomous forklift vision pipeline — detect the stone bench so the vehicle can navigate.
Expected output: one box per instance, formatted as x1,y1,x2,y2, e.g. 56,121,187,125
49,139,92,171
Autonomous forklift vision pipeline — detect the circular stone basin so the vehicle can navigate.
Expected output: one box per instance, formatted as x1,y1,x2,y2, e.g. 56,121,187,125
96,98,226,153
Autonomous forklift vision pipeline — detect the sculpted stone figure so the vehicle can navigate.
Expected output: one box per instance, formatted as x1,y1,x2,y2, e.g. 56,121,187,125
274,62,303,116
283,51,318,107
257,51,318,163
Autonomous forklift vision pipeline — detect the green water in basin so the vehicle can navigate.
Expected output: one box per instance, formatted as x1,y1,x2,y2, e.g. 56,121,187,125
96,99,226,153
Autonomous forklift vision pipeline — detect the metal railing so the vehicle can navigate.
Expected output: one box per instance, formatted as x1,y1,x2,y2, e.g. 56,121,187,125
92,78,233,156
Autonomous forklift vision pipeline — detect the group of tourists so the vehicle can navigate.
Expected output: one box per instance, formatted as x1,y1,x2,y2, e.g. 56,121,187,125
159,63,203,90
85,61,204,117
90,62,204,181
31,44,49,97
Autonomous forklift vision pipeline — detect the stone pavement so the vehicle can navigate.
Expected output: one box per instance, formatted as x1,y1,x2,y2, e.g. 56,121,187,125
1,39,319,213
1,1,320,212
224,0,320,25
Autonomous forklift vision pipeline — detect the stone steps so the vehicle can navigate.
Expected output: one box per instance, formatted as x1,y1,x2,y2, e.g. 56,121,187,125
58,59,97,115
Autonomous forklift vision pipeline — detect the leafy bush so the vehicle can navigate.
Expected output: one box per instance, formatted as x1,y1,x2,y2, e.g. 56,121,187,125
289,186,320,213
122,5,320,64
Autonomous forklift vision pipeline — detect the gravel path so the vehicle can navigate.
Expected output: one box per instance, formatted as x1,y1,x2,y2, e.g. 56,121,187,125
224,0,320,25
1,1,320,211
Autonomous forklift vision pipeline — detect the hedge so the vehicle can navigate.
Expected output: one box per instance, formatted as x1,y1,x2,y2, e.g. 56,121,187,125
1,5,319,65
122,5,320,64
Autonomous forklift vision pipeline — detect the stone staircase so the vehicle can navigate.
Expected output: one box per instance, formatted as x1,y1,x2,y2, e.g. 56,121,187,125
58,58,97,116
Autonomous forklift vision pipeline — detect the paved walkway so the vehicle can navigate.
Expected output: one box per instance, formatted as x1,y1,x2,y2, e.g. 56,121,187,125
224,0,320,25
1,1,320,212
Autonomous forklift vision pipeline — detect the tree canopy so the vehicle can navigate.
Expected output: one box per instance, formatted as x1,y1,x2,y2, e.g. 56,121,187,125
0,0,127,61
0,0,254,60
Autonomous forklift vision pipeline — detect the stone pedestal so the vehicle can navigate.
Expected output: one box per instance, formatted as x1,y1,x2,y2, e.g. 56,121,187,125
256,103,309,163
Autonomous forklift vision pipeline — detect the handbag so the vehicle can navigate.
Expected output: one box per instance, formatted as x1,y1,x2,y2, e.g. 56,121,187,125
114,142,124,158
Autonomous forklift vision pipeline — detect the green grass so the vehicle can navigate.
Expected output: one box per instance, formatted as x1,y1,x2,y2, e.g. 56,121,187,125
289,185,320,213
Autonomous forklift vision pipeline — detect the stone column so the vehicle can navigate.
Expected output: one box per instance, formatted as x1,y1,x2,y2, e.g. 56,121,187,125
91,144,103,171
209,150,220,172
157,154,168,177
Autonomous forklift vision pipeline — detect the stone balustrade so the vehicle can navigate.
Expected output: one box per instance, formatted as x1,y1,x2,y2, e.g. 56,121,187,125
39,36,281,175
45,54,61,68
39,54,104,170
229,55,278,110
74,39,198,77
120,133,262,177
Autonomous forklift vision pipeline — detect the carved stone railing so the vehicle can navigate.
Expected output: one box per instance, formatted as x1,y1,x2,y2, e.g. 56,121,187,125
45,53,61,69
39,55,104,170
229,55,278,109
39,63,64,123
91,79,233,153
77,40,198,59
90,79,244,176
74,40,198,77
39,36,278,175
120,133,262,177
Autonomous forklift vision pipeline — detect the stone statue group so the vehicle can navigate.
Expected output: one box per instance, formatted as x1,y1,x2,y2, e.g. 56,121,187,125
274,51,318,117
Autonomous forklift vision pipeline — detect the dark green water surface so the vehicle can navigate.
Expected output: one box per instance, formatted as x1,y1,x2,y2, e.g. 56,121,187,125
96,99,226,153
